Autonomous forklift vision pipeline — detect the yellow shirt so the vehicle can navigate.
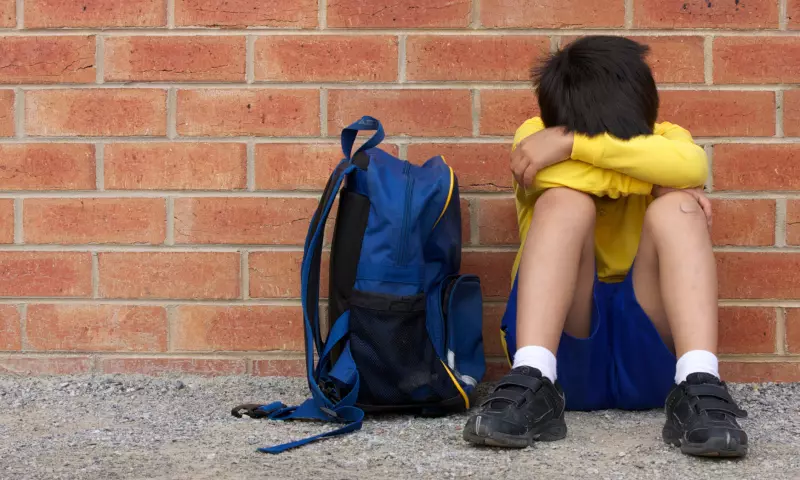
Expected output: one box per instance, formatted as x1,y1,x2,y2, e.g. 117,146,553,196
511,117,708,284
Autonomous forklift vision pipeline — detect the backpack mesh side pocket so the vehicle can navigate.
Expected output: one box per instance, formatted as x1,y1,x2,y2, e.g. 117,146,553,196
348,289,461,409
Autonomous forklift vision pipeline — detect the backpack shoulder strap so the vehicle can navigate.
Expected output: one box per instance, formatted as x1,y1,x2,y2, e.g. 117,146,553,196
231,116,385,454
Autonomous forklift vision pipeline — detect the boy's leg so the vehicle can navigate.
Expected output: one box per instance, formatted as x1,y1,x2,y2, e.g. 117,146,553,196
631,191,748,457
463,187,596,447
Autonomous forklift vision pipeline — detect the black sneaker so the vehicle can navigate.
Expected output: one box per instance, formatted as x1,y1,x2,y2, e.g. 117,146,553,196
663,372,748,457
462,366,566,448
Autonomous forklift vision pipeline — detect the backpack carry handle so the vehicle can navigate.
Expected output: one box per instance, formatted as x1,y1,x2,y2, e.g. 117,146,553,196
341,116,384,160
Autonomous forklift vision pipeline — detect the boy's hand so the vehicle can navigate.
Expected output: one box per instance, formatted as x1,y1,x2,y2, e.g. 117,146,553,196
652,186,712,227
511,127,574,189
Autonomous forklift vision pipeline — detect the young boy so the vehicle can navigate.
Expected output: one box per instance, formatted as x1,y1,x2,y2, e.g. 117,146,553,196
462,36,749,458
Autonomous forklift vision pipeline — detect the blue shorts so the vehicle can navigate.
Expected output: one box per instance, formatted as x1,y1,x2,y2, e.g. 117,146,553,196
500,265,677,411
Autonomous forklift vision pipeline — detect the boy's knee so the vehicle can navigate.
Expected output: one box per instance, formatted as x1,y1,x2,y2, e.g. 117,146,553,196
535,188,596,222
644,191,705,232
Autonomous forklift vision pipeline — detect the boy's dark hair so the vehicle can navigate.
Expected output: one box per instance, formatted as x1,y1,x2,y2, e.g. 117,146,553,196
533,35,659,140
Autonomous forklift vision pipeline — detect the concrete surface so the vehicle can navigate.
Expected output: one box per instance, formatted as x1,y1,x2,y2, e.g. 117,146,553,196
1,375,798,480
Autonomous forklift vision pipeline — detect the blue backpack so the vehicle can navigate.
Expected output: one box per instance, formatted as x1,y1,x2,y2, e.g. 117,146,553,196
231,116,486,453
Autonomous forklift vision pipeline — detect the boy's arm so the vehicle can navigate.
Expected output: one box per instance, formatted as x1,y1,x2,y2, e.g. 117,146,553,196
570,122,708,189
513,118,653,198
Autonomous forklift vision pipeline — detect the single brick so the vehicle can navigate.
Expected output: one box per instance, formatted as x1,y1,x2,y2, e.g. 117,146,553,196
711,199,775,246
0,199,13,244
791,0,800,29
406,36,549,82
25,0,166,27
561,35,705,84
781,89,800,137
479,89,540,136
0,36,95,84
787,309,800,353
105,143,246,190
633,0,778,28
0,90,14,136
256,36,398,82
0,0,13,27
101,357,247,375
173,306,303,351
461,251,516,299
0,252,92,297
720,362,800,383
255,144,343,190
0,144,95,190
477,198,520,246
175,0,317,27
105,36,245,82
658,91,775,137
0,356,92,374
481,0,624,28
717,252,800,300
249,251,329,298
98,252,240,299
0,305,21,351
177,89,319,137
328,89,472,137
26,89,167,137
713,145,800,192
252,359,305,377
783,200,800,245
327,0,470,28
482,303,507,357
26,304,167,352
408,143,512,192
718,307,776,354
714,37,800,84
23,198,166,245
173,197,317,245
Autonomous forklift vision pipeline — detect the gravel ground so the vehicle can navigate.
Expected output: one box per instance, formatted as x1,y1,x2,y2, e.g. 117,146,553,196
0,375,798,480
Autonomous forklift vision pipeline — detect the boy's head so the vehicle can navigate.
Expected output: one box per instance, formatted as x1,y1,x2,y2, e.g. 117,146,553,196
533,35,658,140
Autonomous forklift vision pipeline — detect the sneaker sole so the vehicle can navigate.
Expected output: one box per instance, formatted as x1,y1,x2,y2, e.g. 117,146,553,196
662,423,747,458
462,416,567,448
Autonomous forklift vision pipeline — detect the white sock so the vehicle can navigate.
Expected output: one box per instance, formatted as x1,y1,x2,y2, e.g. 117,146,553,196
675,350,719,384
512,345,557,383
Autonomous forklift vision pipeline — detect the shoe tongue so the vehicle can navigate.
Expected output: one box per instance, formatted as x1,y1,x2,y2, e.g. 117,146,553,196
686,372,722,385
487,366,543,409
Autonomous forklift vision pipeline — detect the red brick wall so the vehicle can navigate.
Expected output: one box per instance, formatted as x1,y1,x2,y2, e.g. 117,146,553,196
0,0,798,382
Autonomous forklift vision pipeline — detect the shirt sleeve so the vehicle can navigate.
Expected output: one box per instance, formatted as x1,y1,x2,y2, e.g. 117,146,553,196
570,121,708,189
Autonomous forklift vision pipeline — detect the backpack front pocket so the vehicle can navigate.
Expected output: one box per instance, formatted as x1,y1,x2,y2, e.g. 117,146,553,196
348,289,461,408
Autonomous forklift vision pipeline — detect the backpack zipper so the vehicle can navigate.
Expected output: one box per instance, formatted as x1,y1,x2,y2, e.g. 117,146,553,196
397,162,414,265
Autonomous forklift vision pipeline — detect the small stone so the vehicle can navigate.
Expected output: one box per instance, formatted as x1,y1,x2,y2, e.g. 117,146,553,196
618,452,626,457
173,381,185,390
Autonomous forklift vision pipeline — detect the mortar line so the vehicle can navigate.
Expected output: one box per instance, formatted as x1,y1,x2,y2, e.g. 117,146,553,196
704,144,713,192
550,36,560,52
14,0,22,29
776,198,787,247
319,88,328,137
776,90,785,137
165,197,175,246
624,0,634,29
91,252,99,298
95,143,105,190
471,0,480,28
0,351,309,360
398,35,407,83
167,0,175,28
13,198,22,244
776,307,787,354
318,0,326,29
471,89,480,137
0,298,310,306
95,35,105,84
241,250,250,300
13,88,23,138
18,304,27,350
780,0,789,30
166,88,177,139
246,142,256,191
398,143,408,160
470,198,479,245
245,35,255,84
703,36,713,85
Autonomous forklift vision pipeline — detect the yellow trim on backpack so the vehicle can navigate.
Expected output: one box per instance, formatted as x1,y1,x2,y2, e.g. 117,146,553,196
440,360,470,409
432,162,455,230
500,329,512,367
